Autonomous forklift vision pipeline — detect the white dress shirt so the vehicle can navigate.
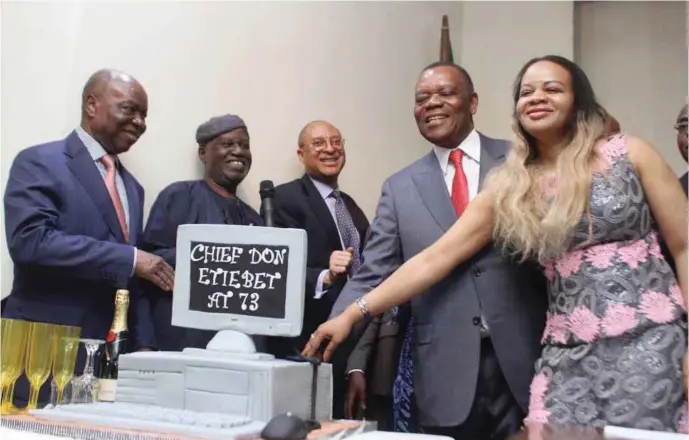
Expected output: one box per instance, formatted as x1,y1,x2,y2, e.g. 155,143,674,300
76,127,137,273
432,129,481,200
433,129,491,333
309,177,357,300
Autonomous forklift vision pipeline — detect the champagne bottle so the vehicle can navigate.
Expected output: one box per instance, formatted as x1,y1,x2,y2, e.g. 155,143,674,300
98,289,130,402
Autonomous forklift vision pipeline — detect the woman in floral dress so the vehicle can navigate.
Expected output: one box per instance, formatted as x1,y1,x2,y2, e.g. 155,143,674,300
305,55,688,432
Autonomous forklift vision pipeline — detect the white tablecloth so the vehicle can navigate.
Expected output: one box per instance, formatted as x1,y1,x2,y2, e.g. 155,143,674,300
1,427,75,440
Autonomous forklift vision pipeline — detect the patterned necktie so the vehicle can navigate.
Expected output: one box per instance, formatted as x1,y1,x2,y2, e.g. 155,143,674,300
449,149,470,216
100,155,129,242
331,190,361,274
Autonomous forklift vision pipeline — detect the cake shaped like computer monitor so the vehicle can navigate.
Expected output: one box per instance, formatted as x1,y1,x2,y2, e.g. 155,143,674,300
113,224,332,423
172,223,307,354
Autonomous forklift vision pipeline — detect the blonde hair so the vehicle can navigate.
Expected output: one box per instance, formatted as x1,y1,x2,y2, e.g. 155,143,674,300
486,111,607,264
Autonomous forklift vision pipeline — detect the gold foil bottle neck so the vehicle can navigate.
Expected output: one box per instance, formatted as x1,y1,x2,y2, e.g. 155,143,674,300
111,289,130,332
115,289,130,306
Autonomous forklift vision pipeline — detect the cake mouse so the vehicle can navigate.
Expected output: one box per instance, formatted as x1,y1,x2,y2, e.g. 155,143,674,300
261,413,321,440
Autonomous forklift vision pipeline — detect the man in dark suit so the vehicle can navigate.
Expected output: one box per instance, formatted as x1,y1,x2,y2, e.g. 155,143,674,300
330,62,548,440
3,69,173,404
344,306,409,429
266,120,369,418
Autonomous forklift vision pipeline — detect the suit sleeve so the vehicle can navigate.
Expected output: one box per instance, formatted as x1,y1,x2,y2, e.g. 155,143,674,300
269,196,325,298
330,179,403,318
141,185,190,266
136,185,193,350
346,314,381,373
130,278,156,350
127,185,154,351
4,150,135,288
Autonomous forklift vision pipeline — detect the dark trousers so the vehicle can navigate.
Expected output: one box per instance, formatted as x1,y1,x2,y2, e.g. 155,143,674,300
423,338,524,440
368,394,392,431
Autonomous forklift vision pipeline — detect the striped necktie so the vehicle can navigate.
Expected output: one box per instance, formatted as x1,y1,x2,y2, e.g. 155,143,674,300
331,190,361,274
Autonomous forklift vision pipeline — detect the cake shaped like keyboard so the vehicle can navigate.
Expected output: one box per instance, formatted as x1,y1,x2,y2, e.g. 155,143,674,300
114,349,332,422
31,402,267,439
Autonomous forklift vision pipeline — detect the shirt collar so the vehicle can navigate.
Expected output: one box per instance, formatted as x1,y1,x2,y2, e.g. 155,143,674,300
308,175,338,200
76,126,119,164
432,129,481,175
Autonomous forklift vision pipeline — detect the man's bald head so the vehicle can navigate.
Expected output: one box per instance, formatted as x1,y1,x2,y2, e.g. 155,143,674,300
298,120,339,147
81,69,142,112
80,69,148,155
297,120,345,187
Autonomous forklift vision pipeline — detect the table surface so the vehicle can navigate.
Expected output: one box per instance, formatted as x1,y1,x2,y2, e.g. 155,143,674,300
1,414,375,440
506,424,686,440
507,426,603,440
3,415,683,440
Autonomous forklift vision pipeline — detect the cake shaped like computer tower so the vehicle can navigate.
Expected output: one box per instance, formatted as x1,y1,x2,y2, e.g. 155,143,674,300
114,224,332,422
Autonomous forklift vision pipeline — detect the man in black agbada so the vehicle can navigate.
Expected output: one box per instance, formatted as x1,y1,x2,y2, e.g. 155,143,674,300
142,114,265,351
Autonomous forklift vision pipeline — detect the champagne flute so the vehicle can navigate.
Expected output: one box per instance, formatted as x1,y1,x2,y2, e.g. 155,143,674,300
1,319,31,414
51,325,81,405
70,339,104,404
25,322,55,410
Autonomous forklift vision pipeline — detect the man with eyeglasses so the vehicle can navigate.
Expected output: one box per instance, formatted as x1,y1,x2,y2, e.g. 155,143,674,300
264,120,369,418
141,114,265,352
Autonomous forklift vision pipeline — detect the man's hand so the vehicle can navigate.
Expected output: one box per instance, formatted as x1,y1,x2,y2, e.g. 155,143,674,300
324,248,354,286
345,371,366,419
135,249,175,292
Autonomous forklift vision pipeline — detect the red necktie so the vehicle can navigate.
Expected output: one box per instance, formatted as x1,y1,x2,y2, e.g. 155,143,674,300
100,155,129,242
449,149,469,216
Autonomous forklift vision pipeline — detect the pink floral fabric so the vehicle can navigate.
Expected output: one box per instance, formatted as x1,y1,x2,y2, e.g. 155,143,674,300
531,134,687,432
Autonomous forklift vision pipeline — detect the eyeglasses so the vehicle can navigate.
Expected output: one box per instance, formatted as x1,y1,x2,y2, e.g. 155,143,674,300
675,122,688,133
307,137,345,151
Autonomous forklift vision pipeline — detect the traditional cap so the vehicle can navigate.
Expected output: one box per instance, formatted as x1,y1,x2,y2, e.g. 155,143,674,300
195,114,247,145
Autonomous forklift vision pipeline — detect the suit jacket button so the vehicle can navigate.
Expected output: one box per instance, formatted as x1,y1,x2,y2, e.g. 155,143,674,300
472,317,481,326
473,267,482,277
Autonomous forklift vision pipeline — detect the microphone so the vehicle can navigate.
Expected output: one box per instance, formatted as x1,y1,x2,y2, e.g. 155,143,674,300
259,180,276,227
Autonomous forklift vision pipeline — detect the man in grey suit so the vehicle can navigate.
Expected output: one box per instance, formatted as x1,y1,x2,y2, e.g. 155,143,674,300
330,62,548,440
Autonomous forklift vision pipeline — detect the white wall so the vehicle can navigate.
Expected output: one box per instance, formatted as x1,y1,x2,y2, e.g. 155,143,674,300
1,1,575,298
575,1,688,174
460,1,574,139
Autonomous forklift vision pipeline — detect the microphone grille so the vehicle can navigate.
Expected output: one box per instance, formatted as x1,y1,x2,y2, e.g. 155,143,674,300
259,180,275,197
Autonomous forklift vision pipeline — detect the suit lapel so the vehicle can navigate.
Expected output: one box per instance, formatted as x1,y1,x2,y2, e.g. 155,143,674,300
120,167,141,244
412,152,457,232
412,136,507,231
64,131,127,243
478,133,506,190
300,175,342,251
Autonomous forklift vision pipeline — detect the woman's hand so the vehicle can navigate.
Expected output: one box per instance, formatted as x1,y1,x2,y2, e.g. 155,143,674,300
302,308,359,362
